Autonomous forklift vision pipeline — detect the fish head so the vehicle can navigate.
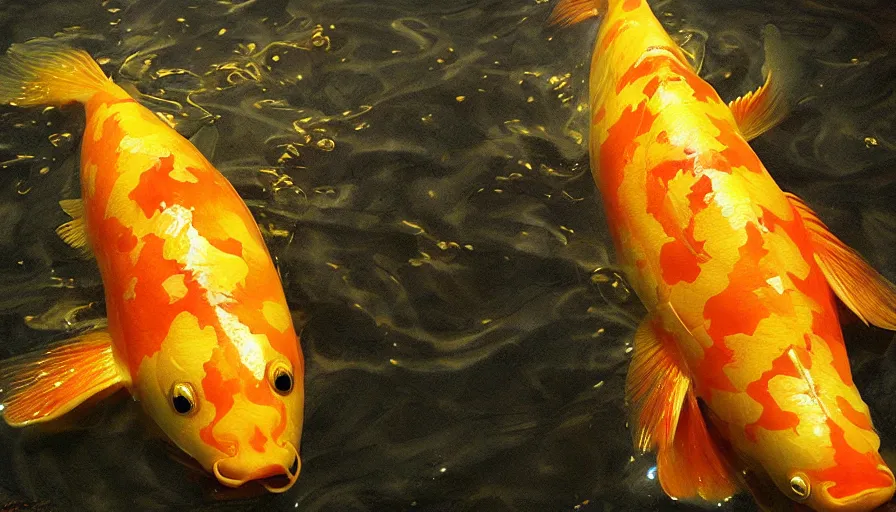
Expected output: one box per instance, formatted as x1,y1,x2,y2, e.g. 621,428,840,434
788,438,895,512
134,310,305,492
741,395,895,510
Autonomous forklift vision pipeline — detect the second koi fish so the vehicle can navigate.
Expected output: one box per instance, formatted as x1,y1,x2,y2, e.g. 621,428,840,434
551,0,896,510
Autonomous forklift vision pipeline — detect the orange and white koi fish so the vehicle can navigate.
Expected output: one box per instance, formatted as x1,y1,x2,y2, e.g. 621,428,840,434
0,40,305,492
550,0,896,510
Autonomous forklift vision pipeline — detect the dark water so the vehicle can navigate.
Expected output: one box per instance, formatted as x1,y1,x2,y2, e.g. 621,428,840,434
0,0,894,510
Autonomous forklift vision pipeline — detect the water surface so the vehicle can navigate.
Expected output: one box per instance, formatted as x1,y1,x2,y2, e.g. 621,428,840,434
0,0,894,510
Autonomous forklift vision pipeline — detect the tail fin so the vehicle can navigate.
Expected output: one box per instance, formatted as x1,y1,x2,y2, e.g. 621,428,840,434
0,38,112,107
548,0,606,27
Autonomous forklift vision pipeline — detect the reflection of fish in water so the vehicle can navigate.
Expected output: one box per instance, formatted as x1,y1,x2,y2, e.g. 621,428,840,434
550,0,896,510
0,40,305,493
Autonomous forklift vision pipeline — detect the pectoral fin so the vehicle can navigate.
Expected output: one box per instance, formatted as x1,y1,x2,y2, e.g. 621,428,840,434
548,0,605,27
0,330,129,427
626,318,737,502
729,25,800,141
56,198,93,258
786,193,896,330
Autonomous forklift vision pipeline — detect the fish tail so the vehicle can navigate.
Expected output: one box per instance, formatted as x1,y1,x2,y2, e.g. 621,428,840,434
0,38,113,107
548,0,608,27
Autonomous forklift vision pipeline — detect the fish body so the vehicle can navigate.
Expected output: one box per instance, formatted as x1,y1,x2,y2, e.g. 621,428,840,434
0,41,304,492
551,0,896,509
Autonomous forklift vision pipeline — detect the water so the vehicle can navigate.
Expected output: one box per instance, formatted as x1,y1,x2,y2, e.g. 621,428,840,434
0,0,893,510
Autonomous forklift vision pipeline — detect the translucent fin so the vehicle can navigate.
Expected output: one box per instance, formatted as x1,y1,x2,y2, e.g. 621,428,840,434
626,318,691,451
189,124,220,162
0,38,113,107
658,390,739,501
59,198,84,219
728,25,800,141
56,218,92,257
787,193,896,330
0,331,127,427
56,199,92,258
671,30,707,74
548,0,605,27
626,318,738,502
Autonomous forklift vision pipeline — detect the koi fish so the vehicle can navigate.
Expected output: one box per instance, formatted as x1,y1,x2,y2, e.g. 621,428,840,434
0,40,305,492
550,0,896,510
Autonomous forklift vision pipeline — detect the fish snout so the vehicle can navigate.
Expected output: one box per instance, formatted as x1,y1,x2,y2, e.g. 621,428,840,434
212,441,301,493
815,465,895,512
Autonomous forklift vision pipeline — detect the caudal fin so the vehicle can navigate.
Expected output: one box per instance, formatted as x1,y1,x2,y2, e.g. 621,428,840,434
0,38,112,107
548,0,607,27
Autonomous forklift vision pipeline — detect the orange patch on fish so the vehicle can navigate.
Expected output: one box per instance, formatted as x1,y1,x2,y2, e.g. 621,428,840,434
699,223,777,396
249,426,267,453
743,347,805,442
82,113,128,214
600,19,630,53
644,158,707,285
617,52,717,105
763,206,854,387
208,237,244,258
686,175,713,213
703,222,790,341
708,115,763,174
616,52,676,94
836,396,873,432
123,234,215,367
659,241,702,284
200,346,242,457
599,101,659,242
129,154,177,218
806,419,894,499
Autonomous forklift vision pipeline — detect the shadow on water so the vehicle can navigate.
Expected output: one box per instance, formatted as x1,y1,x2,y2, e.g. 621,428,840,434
0,0,893,510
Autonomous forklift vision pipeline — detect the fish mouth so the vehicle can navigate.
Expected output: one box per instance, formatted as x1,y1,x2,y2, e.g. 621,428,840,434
261,446,301,494
212,442,301,493
818,465,895,512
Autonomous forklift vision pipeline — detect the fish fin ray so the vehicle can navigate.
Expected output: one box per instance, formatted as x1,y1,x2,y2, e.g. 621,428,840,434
728,25,800,141
658,390,739,501
0,38,114,107
626,318,738,502
56,215,93,258
626,318,691,452
59,198,84,219
0,331,127,426
548,0,605,27
787,193,896,330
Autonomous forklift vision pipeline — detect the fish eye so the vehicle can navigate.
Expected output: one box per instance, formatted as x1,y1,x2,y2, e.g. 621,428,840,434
789,474,810,500
268,361,294,395
170,382,197,416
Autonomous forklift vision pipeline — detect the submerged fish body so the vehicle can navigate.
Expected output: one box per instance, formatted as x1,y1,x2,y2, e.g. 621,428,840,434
0,40,304,492
552,0,896,510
